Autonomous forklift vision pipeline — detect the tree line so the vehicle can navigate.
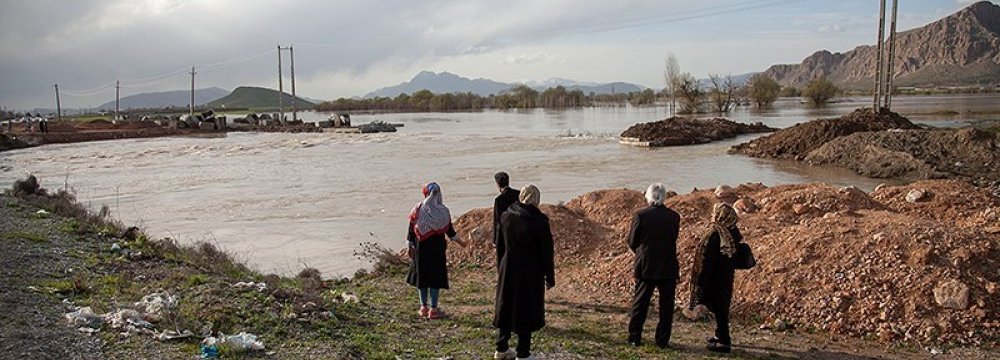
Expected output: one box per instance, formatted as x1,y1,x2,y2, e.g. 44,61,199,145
663,53,839,115
314,85,660,112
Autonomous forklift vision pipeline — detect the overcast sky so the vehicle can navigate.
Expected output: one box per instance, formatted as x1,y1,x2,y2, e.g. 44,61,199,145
0,0,993,109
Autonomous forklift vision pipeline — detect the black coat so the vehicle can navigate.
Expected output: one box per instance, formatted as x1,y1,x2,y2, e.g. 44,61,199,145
494,203,555,333
694,228,742,308
493,187,521,261
627,205,681,280
405,222,456,289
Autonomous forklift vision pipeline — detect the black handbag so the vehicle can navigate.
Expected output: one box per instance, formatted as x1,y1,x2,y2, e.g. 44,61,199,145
733,242,756,270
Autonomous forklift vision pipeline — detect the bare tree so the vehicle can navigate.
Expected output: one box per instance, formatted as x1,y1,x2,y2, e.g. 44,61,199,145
708,74,736,113
676,73,703,114
663,54,681,115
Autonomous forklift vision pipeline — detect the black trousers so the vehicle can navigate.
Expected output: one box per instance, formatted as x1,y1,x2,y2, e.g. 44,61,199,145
627,278,676,346
496,328,532,358
706,294,732,345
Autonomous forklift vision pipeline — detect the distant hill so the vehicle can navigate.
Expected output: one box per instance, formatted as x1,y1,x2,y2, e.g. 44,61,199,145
205,86,315,109
97,87,229,110
763,1,1000,89
364,71,646,98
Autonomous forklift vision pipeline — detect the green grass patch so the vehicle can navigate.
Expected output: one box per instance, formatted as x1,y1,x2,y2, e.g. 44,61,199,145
186,274,209,287
2,230,47,243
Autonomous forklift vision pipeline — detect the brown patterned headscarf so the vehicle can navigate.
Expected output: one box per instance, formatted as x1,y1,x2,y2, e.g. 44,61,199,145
711,203,738,258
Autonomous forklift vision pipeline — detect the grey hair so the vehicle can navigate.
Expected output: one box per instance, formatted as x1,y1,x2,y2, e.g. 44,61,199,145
645,183,667,206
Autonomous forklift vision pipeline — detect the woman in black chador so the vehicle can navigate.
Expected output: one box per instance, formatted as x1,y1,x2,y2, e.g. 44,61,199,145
687,203,742,353
493,184,554,360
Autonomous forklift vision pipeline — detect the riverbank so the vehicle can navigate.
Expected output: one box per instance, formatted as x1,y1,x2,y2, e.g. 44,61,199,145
0,120,204,153
3,176,998,359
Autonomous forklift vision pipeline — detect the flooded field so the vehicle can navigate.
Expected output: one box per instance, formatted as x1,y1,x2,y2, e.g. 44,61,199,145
2,94,998,276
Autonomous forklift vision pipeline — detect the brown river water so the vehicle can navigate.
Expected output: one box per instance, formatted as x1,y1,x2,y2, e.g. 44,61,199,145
2,94,998,276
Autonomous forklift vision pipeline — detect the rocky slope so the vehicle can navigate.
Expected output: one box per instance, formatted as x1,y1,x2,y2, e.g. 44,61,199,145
763,1,1000,89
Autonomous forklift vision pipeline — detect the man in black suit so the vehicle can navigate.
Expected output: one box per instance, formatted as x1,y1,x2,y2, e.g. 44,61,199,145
493,172,520,268
626,183,682,349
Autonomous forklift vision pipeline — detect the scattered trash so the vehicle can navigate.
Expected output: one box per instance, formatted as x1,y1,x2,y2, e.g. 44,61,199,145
35,209,50,216
222,332,265,351
340,293,360,303
65,307,104,328
134,292,177,316
110,242,122,254
200,337,220,359
77,327,100,334
232,281,268,292
329,290,360,304
155,329,195,341
104,309,143,329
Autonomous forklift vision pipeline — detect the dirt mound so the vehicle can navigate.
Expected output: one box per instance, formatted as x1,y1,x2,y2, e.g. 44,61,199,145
74,119,114,130
450,204,612,269
113,121,164,130
44,122,79,133
620,117,776,147
805,127,1000,183
731,108,920,160
872,180,1000,229
564,189,645,234
449,180,1000,346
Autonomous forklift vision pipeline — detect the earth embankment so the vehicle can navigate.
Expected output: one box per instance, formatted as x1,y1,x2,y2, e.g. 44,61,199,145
450,180,1000,346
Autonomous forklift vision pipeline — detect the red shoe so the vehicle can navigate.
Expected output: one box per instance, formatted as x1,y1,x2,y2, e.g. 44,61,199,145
428,307,444,319
418,306,429,318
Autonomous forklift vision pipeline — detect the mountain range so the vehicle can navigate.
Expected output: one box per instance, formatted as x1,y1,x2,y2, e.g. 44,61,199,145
97,87,229,110
763,1,1000,89
363,71,645,98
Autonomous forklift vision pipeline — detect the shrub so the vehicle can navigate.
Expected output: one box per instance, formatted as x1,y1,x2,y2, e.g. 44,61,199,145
803,78,839,105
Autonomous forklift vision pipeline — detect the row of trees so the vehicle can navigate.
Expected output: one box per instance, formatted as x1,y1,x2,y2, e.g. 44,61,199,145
314,85,659,112
663,54,840,115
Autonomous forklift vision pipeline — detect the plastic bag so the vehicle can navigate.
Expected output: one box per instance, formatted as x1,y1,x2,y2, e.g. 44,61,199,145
65,307,103,328
223,332,265,351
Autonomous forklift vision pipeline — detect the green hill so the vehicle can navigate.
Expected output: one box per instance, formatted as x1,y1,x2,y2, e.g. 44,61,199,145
206,86,315,109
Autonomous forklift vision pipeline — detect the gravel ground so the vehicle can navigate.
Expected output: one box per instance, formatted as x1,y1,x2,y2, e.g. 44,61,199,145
0,195,104,360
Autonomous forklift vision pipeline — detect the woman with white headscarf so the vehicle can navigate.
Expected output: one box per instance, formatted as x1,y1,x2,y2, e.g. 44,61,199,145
493,184,554,360
406,182,466,320
687,202,742,353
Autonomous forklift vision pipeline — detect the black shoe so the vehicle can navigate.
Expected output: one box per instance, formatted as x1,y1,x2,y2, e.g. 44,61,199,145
656,342,671,349
706,336,719,344
707,342,731,353
627,339,642,347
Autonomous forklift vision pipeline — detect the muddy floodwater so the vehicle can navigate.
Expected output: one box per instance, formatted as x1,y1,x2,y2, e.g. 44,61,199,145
2,94,998,276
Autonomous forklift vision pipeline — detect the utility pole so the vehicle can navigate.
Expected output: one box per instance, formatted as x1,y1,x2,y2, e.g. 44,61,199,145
289,45,297,121
872,0,887,113
115,80,120,122
277,45,284,123
883,0,899,111
189,66,197,118
54,84,62,122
